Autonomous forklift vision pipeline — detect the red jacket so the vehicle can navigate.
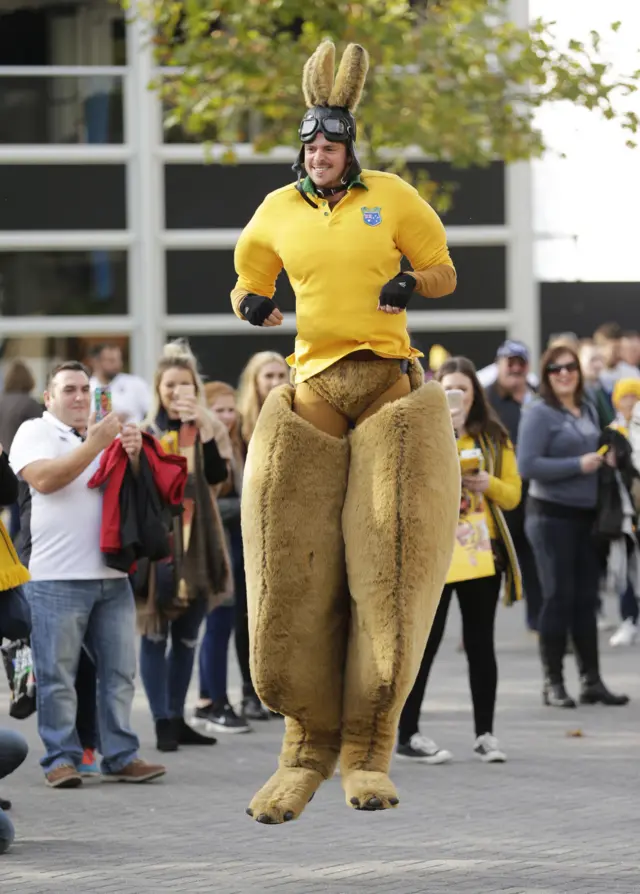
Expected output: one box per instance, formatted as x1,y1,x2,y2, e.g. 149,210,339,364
88,433,187,554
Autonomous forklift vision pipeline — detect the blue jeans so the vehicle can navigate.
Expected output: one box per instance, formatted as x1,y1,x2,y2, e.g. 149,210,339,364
139,596,206,722
25,579,140,774
199,604,234,706
0,729,28,854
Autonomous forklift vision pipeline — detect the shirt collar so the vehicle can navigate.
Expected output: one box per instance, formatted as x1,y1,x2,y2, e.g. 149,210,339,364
43,410,86,440
301,173,368,196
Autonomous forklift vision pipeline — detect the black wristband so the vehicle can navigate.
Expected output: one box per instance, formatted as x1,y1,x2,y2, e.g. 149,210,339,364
239,294,278,326
379,273,417,310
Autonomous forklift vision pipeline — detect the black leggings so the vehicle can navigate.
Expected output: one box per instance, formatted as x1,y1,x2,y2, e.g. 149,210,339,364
232,549,255,698
399,574,501,742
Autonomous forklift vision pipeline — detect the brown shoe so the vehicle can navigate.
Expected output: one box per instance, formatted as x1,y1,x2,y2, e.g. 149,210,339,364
45,764,83,789
103,758,166,783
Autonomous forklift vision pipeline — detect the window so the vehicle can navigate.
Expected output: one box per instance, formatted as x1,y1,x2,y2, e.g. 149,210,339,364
0,251,128,316
165,247,504,315
403,246,507,310
165,250,294,315
166,333,295,386
164,163,295,229
0,334,131,394
0,166,127,230
0,5,126,67
0,76,124,144
406,161,505,226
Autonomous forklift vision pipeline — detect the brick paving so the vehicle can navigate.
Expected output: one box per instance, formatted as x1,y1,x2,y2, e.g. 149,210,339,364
0,598,638,893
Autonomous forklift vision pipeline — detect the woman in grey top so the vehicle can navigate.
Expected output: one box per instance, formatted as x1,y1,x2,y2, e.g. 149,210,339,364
518,345,628,709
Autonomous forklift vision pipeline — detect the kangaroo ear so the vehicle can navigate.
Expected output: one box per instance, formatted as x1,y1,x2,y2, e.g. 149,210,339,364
328,43,369,111
302,39,336,108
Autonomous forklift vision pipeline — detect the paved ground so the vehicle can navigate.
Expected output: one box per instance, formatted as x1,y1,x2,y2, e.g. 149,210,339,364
0,597,638,894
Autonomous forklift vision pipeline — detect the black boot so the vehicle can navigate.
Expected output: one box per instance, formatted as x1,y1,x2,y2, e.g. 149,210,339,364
155,718,179,752
540,634,576,708
241,693,270,721
173,717,217,745
572,623,630,707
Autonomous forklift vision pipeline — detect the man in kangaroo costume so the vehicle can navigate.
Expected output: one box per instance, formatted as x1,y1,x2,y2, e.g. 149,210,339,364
231,39,460,824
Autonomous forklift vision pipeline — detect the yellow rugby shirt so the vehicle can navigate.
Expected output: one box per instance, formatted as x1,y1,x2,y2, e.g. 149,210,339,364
231,170,455,383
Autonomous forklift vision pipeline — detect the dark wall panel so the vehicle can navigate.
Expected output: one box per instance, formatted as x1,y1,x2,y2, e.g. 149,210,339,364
168,330,506,387
166,246,504,315
404,246,505,311
165,164,293,230
540,282,640,345
406,161,504,226
164,161,504,230
166,250,295,314
0,165,126,230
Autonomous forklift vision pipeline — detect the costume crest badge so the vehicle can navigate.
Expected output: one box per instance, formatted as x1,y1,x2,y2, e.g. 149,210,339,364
361,206,382,227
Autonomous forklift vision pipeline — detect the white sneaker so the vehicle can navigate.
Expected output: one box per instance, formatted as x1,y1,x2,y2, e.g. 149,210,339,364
609,618,638,647
474,733,506,763
396,733,452,764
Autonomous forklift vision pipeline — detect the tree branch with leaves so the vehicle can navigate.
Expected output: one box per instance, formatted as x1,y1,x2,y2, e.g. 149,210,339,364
132,0,639,210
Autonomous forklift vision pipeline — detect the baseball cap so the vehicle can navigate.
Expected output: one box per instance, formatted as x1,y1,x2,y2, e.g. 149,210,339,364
496,340,530,362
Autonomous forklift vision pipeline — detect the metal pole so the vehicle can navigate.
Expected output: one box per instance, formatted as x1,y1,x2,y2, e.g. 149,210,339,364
125,8,164,382
506,0,540,370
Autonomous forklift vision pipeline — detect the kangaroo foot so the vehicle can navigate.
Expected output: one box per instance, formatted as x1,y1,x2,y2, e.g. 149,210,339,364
342,769,399,812
245,767,325,825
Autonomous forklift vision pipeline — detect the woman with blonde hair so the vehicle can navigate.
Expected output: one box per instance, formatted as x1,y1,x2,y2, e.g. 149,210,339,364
236,351,289,445
233,352,288,720
137,340,233,751
193,381,252,732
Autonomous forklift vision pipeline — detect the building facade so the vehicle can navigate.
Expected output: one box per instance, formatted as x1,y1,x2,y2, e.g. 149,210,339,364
0,0,538,388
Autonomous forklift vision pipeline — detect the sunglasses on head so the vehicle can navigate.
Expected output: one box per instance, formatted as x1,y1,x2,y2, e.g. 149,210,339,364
547,361,579,375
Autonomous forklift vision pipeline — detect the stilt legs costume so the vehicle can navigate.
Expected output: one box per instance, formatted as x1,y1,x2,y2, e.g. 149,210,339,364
231,41,460,823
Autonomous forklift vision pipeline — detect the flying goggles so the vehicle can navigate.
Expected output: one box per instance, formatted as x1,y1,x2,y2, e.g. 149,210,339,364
298,106,356,143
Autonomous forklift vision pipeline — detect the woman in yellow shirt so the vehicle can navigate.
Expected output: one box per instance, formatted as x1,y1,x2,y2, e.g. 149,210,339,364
398,357,522,765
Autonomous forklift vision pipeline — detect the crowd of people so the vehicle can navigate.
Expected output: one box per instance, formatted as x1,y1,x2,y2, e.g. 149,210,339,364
0,320,638,850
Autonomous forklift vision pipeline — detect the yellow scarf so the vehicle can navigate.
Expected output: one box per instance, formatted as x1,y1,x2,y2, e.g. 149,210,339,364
0,518,30,592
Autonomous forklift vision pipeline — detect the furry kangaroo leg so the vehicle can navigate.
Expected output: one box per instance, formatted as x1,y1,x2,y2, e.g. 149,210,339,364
340,381,459,811
242,386,349,824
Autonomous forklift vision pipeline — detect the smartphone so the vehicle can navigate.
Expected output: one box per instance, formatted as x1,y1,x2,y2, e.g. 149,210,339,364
175,383,196,422
597,444,609,457
446,389,464,413
94,386,112,422
175,384,196,400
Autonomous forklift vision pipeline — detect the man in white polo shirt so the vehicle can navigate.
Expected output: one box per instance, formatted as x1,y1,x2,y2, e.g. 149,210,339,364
10,361,165,789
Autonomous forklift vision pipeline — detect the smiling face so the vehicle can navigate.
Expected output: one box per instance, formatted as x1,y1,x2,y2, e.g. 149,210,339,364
45,369,92,430
304,132,349,189
546,351,580,403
